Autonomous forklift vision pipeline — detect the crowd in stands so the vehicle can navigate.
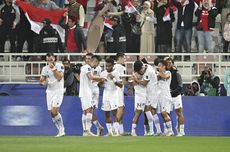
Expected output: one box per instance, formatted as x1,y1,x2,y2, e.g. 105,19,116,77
0,0,229,55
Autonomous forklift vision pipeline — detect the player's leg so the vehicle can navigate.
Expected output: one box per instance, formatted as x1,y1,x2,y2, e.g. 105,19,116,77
48,94,65,137
92,106,104,136
116,106,124,135
144,105,154,136
82,111,87,136
131,109,142,136
105,111,113,136
175,107,185,136
85,107,95,136
144,113,150,135
160,100,173,136
112,109,120,136
150,107,162,135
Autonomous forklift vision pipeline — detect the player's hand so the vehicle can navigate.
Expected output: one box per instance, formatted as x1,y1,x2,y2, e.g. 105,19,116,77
63,11,68,17
107,73,114,79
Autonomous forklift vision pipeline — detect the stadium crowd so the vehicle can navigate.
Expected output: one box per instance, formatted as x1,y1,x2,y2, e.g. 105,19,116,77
0,0,229,55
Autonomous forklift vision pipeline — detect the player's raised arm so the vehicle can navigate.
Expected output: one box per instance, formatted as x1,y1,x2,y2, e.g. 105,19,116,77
49,63,64,81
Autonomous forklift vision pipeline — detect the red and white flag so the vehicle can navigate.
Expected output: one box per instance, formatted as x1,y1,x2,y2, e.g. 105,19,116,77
124,1,137,13
104,18,113,30
16,1,66,42
163,7,171,22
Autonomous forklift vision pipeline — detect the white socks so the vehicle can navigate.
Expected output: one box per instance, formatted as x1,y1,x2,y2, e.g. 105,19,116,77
166,121,173,132
131,123,136,132
119,124,124,134
153,114,162,133
179,124,185,134
113,122,119,134
82,114,86,131
106,123,112,133
93,120,102,129
52,113,64,131
85,113,93,131
145,111,154,133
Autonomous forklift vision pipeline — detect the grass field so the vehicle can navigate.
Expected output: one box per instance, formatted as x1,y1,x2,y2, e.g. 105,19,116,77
0,136,229,152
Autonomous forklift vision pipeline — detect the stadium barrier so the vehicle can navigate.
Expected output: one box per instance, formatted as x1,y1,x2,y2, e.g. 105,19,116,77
0,53,230,84
0,96,230,136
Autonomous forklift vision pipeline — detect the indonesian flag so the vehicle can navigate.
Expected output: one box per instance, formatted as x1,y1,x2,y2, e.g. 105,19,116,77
124,1,137,13
16,1,66,42
104,18,113,30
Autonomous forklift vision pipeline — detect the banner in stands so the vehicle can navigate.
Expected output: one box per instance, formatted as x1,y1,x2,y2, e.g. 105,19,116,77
0,96,230,136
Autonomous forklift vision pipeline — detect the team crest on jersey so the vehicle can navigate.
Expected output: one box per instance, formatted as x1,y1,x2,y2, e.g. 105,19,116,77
146,76,148,79
61,66,64,69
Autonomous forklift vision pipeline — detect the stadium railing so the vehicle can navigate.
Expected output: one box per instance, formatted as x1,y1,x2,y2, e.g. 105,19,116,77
0,53,229,84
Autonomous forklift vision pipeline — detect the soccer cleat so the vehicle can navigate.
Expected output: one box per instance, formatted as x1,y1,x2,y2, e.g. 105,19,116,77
131,130,137,136
146,132,154,136
105,131,114,136
177,132,185,137
85,131,96,136
154,132,163,136
97,127,104,136
55,129,65,137
165,131,174,137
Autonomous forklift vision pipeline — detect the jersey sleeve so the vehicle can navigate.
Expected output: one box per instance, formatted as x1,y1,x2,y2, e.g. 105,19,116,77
143,68,151,81
115,71,122,82
41,67,46,77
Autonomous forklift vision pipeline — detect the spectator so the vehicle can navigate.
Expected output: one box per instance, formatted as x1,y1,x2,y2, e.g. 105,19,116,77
0,0,4,5
172,0,198,55
184,80,202,96
63,58,76,96
0,0,20,53
224,68,230,96
58,14,86,55
31,0,60,10
198,66,220,96
195,0,218,53
52,0,65,8
72,63,82,95
16,0,34,53
218,0,230,32
109,15,126,53
37,18,64,53
139,0,156,53
154,0,175,53
223,13,230,59
67,0,85,27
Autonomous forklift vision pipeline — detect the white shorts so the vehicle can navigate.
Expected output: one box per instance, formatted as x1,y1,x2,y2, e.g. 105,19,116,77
80,94,93,111
101,91,118,111
91,87,99,108
117,89,124,107
135,94,146,111
46,93,63,111
158,95,172,113
171,94,183,111
146,93,158,109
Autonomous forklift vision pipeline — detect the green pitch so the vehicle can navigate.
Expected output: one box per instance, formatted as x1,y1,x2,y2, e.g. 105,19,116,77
0,136,229,152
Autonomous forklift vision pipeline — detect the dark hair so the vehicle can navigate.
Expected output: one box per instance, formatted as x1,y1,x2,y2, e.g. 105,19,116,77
165,57,174,64
46,53,54,57
134,60,143,72
116,52,125,60
85,53,94,57
153,57,161,66
158,59,168,67
62,57,70,64
227,13,230,19
105,58,115,65
91,55,101,61
72,63,83,74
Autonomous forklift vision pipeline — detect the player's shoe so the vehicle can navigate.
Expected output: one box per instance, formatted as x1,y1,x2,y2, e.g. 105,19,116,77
146,132,154,136
113,129,120,136
165,131,174,136
55,129,65,137
97,127,104,136
154,132,163,136
85,131,96,136
105,131,114,136
131,130,137,136
177,132,185,137
82,130,87,136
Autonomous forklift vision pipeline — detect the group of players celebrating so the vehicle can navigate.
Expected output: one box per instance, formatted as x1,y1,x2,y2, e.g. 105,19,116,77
40,53,185,137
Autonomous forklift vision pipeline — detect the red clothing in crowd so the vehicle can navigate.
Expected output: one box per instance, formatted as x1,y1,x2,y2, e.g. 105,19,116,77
67,28,78,51
198,8,211,31
77,0,88,7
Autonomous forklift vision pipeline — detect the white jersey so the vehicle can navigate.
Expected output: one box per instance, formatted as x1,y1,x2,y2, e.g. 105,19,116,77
114,63,126,77
157,71,172,100
143,64,158,94
41,62,64,94
100,70,121,92
92,66,102,87
134,81,147,97
79,64,92,98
